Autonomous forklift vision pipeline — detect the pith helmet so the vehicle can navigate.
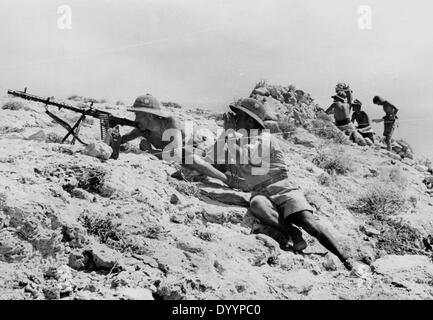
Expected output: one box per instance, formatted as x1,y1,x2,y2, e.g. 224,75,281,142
229,98,266,128
127,94,168,118
353,99,362,107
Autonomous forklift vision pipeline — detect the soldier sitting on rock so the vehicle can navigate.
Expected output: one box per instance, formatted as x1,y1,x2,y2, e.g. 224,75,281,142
351,99,374,145
325,92,367,146
208,97,363,273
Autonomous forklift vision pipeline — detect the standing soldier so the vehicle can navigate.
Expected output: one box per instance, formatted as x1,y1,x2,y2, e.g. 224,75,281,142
372,96,399,151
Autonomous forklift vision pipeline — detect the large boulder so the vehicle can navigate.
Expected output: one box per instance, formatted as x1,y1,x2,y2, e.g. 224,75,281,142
372,255,433,294
83,141,113,160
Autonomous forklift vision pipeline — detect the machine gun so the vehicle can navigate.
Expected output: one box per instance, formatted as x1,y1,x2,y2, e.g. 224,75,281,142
7,88,139,158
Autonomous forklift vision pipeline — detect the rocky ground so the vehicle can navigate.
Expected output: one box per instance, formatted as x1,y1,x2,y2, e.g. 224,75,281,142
1,85,433,300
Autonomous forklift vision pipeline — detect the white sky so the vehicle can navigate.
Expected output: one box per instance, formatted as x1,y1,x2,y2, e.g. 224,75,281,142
0,0,432,158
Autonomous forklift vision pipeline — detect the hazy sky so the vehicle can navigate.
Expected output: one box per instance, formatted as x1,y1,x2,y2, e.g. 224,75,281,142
0,0,432,158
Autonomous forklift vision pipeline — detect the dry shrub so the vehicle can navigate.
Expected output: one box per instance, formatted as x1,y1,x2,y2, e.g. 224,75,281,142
254,79,268,89
375,220,423,255
80,213,146,254
307,119,349,144
312,146,353,175
63,166,109,196
45,132,64,144
351,182,406,219
174,181,201,198
162,101,182,109
0,126,24,134
386,166,409,188
317,172,336,186
68,95,83,101
352,166,409,219
2,100,29,111
277,121,297,139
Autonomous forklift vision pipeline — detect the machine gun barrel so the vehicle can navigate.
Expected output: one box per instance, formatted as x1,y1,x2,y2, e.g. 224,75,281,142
7,89,86,114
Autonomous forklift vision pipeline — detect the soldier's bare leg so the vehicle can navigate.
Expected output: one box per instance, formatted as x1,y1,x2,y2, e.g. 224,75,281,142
250,195,307,251
287,210,354,269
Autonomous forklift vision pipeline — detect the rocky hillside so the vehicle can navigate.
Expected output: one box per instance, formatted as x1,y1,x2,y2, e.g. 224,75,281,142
1,85,433,300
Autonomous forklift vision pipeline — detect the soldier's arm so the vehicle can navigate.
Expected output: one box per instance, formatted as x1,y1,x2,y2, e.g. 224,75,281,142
121,128,143,144
184,153,229,183
364,112,372,125
325,104,335,114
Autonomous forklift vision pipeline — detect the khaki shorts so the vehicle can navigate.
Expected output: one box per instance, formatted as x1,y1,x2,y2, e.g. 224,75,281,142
251,179,313,219
384,123,395,137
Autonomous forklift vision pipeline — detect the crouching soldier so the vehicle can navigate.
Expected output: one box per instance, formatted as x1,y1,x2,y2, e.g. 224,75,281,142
351,99,374,145
216,98,360,271
326,92,366,146
372,96,399,151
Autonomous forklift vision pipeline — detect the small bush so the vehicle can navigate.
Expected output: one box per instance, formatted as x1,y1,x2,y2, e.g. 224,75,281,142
351,182,406,219
81,213,122,244
387,167,409,189
0,126,25,134
254,79,268,89
307,119,349,145
68,95,84,101
174,181,201,198
287,84,296,92
45,132,64,144
162,102,182,109
193,228,215,242
376,219,422,255
80,213,144,254
312,147,353,175
2,100,29,111
67,166,108,195
317,172,336,186
277,121,297,139
115,101,125,106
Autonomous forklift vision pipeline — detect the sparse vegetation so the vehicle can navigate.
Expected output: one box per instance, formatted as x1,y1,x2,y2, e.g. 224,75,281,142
277,121,297,139
2,100,29,111
312,146,353,175
162,102,182,109
376,220,423,255
0,126,25,134
387,166,409,188
254,79,268,89
80,212,145,254
193,228,215,242
67,95,107,104
45,132,64,144
307,119,350,144
174,180,201,198
317,172,336,186
351,182,406,219
351,167,409,219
